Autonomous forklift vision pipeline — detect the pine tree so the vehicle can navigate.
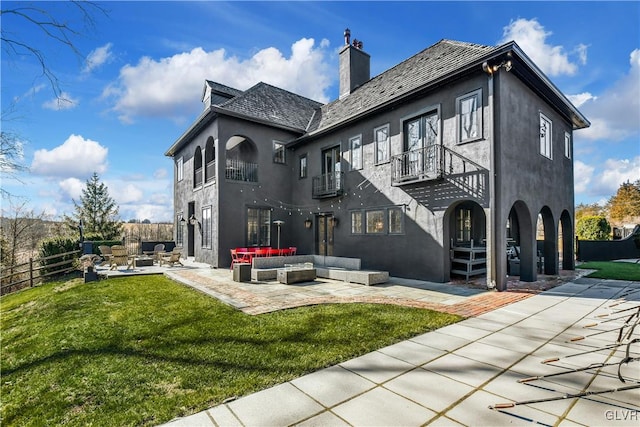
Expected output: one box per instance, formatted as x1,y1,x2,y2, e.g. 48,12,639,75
64,172,122,240
607,180,640,223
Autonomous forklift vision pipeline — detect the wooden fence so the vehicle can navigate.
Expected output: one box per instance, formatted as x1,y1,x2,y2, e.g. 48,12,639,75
1,250,80,295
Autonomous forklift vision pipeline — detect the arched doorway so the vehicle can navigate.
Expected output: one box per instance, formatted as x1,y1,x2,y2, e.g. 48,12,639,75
537,206,558,275
445,200,487,282
507,201,536,282
225,135,258,182
559,210,574,270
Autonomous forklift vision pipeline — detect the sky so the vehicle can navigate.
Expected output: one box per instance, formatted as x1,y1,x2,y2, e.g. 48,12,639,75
2,1,639,223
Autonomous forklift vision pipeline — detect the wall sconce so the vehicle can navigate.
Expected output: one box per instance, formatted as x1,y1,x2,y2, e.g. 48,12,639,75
189,214,198,226
180,217,186,225
331,217,339,227
304,218,312,229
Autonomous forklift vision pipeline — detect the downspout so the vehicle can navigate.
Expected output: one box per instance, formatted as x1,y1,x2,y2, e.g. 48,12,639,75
485,63,498,290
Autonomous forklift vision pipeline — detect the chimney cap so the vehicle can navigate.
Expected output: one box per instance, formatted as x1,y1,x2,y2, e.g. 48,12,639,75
344,28,351,45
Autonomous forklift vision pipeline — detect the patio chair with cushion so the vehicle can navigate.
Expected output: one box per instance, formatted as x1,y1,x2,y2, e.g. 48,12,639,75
160,249,183,267
110,245,133,270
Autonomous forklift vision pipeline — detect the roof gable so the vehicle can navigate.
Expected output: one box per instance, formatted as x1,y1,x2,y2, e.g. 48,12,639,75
217,82,323,132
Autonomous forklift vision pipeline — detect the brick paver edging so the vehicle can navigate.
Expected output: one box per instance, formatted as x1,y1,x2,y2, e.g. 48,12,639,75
169,270,534,318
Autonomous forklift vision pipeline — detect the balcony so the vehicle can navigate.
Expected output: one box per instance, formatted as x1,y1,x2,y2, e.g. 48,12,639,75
312,172,344,198
225,158,258,182
391,145,442,185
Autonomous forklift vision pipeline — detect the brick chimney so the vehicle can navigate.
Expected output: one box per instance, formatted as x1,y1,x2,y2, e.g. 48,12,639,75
339,28,370,99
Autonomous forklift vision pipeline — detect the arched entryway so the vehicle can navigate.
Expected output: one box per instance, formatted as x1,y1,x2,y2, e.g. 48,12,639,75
445,200,487,282
537,206,558,275
225,135,258,182
559,210,574,270
506,201,536,282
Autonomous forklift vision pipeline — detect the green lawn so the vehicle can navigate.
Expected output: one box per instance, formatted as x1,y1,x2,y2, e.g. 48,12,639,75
577,260,640,281
1,275,461,426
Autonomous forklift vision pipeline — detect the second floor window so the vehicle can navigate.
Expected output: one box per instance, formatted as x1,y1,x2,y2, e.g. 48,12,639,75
273,141,285,164
540,113,552,159
457,89,482,143
176,157,183,182
350,135,362,170
374,124,390,164
299,154,307,178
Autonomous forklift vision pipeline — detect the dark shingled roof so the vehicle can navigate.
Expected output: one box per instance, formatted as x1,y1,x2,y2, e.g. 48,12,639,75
204,80,244,99
307,39,498,134
218,82,323,132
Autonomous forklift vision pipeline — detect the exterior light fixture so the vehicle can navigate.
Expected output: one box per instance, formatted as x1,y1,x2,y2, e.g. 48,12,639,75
331,217,339,227
482,60,513,76
189,214,198,226
304,218,312,229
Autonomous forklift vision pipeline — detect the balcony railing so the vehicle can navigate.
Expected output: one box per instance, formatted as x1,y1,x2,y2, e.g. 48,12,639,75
312,172,344,198
225,158,258,182
391,145,441,185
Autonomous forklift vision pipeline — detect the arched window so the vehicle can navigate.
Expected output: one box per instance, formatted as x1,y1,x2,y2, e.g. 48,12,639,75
193,146,203,188
205,137,215,183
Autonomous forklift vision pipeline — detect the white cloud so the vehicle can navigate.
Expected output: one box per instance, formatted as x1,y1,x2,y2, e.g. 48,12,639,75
59,177,85,200
500,18,584,76
575,156,640,199
103,38,332,123
577,49,640,142
42,92,79,111
567,92,596,108
31,134,108,177
83,43,114,73
153,168,168,179
111,183,144,204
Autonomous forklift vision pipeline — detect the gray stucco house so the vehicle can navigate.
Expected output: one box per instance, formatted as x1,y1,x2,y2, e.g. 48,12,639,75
165,31,589,291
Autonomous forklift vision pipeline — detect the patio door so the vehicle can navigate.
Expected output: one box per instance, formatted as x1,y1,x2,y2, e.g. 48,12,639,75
322,146,341,193
316,214,334,256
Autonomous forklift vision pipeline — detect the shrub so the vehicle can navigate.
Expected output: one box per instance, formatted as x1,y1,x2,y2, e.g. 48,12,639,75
39,236,81,276
576,215,611,241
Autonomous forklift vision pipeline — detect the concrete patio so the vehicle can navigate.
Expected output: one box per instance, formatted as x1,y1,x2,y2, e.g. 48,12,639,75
162,277,639,426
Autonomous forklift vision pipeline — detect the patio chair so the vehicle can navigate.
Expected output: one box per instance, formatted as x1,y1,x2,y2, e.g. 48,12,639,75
110,245,133,270
230,249,251,269
98,245,113,263
160,249,183,267
152,243,165,264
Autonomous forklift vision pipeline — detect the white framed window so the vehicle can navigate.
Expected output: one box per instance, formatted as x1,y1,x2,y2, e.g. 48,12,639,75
176,213,184,245
374,124,390,164
388,207,404,234
201,206,212,249
273,141,286,164
299,154,307,178
176,157,184,182
456,89,482,143
540,113,553,159
564,132,571,159
351,211,363,234
365,210,385,234
349,135,362,170
247,207,271,247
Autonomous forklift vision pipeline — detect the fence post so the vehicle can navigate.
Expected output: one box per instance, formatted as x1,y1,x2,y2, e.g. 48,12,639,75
29,258,34,287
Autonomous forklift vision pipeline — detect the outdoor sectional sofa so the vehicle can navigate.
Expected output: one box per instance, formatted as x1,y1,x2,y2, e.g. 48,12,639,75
250,255,389,286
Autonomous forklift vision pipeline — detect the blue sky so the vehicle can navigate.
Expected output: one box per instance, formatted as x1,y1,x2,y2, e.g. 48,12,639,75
2,1,639,222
